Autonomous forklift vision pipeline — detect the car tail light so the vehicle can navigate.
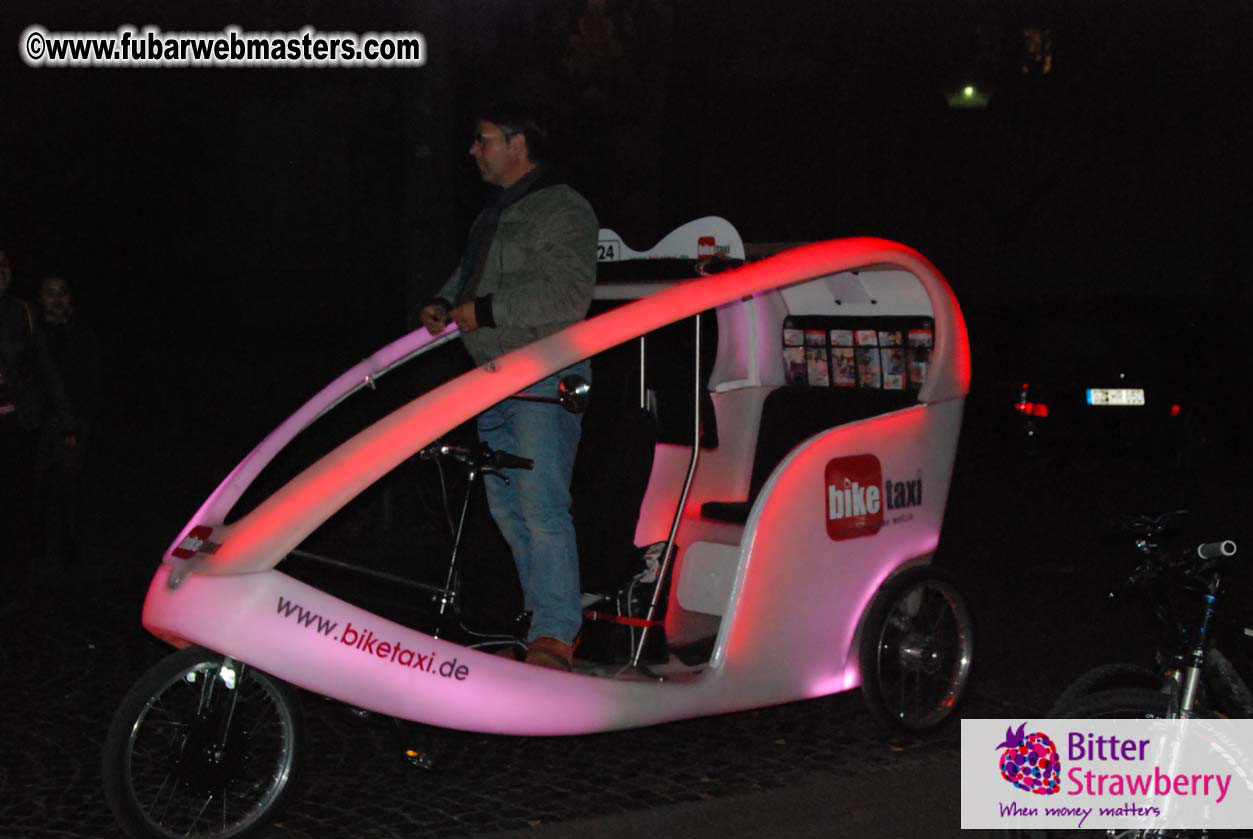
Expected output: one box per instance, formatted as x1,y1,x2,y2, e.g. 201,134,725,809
1170,404,1182,417
1015,384,1049,418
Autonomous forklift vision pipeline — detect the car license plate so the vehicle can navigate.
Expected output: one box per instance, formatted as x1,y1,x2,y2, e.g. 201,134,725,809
1086,388,1145,406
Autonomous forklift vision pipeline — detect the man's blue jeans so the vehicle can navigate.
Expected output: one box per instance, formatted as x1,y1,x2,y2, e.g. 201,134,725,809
476,363,588,644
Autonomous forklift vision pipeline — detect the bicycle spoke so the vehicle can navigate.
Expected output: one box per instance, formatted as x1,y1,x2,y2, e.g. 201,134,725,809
148,770,177,823
142,701,190,736
896,655,907,719
184,792,214,837
192,667,213,713
148,695,192,728
923,593,949,635
907,664,920,719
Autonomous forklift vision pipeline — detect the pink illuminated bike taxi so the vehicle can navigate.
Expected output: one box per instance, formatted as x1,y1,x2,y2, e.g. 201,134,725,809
103,219,974,839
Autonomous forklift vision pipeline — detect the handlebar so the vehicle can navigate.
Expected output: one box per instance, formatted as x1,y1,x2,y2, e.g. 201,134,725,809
490,450,534,471
419,442,533,473
1116,537,1240,596
1196,541,1237,561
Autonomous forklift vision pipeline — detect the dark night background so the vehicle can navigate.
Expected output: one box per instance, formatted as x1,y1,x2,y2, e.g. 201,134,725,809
1,0,1250,564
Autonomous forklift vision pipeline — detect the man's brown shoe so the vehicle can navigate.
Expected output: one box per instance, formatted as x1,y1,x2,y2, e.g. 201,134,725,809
524,637,573,672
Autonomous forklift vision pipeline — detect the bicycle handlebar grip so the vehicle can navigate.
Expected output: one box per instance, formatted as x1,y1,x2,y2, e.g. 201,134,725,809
1196,540,1237,560
493,451,534,471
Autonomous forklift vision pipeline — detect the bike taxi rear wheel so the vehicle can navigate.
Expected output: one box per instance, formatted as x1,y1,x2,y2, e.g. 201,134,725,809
103,645,305,839
859,566,974,734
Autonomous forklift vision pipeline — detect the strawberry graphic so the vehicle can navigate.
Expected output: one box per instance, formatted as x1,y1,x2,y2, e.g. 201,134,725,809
996,722,1061,795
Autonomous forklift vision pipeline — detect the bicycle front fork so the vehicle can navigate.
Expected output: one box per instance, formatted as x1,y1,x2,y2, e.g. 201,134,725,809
1176,659,1204,718
434,467,479,632
1175,589,1221,718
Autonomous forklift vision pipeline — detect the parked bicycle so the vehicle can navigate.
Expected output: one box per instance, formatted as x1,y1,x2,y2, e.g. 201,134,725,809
996,512,1248,839
1047,511,1248,721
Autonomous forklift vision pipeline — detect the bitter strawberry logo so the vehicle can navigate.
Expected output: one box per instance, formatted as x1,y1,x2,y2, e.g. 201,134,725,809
824,454,884,540
997,722,1061,795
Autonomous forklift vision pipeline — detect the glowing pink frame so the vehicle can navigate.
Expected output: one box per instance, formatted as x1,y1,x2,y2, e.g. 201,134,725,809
142,237,970,736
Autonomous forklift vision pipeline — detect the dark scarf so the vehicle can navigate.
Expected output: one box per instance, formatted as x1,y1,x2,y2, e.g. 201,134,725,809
455,164,566,304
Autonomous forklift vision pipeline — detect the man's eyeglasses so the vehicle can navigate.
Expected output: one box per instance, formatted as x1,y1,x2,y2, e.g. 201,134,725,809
471,131,511,147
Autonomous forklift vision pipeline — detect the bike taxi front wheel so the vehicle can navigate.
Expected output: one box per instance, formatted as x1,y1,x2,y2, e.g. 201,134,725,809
103,645,306,839
859,566,974,734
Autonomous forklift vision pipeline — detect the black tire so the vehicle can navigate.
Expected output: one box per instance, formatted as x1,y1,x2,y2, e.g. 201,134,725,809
859,565,974,734
1051,687,1175,720
1046,663,1163,716
103,646,305,839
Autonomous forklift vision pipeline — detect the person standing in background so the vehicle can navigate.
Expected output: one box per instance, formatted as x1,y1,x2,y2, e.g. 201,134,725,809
34,275,100,574
0,252,75,606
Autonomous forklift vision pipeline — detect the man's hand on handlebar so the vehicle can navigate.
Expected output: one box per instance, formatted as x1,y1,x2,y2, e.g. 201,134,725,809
420,301,479,335
420,302,450,335
449,301,478,333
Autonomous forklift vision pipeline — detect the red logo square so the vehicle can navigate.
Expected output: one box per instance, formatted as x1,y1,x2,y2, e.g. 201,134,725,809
824,454,884,541
171,524,214,560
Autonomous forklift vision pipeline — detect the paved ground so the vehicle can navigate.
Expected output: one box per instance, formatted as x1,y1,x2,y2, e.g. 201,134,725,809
1,380,1246,839
0,561,971,839
478,764,958,839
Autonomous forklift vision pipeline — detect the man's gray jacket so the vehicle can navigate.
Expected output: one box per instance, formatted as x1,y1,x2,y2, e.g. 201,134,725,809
438,176,598,365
